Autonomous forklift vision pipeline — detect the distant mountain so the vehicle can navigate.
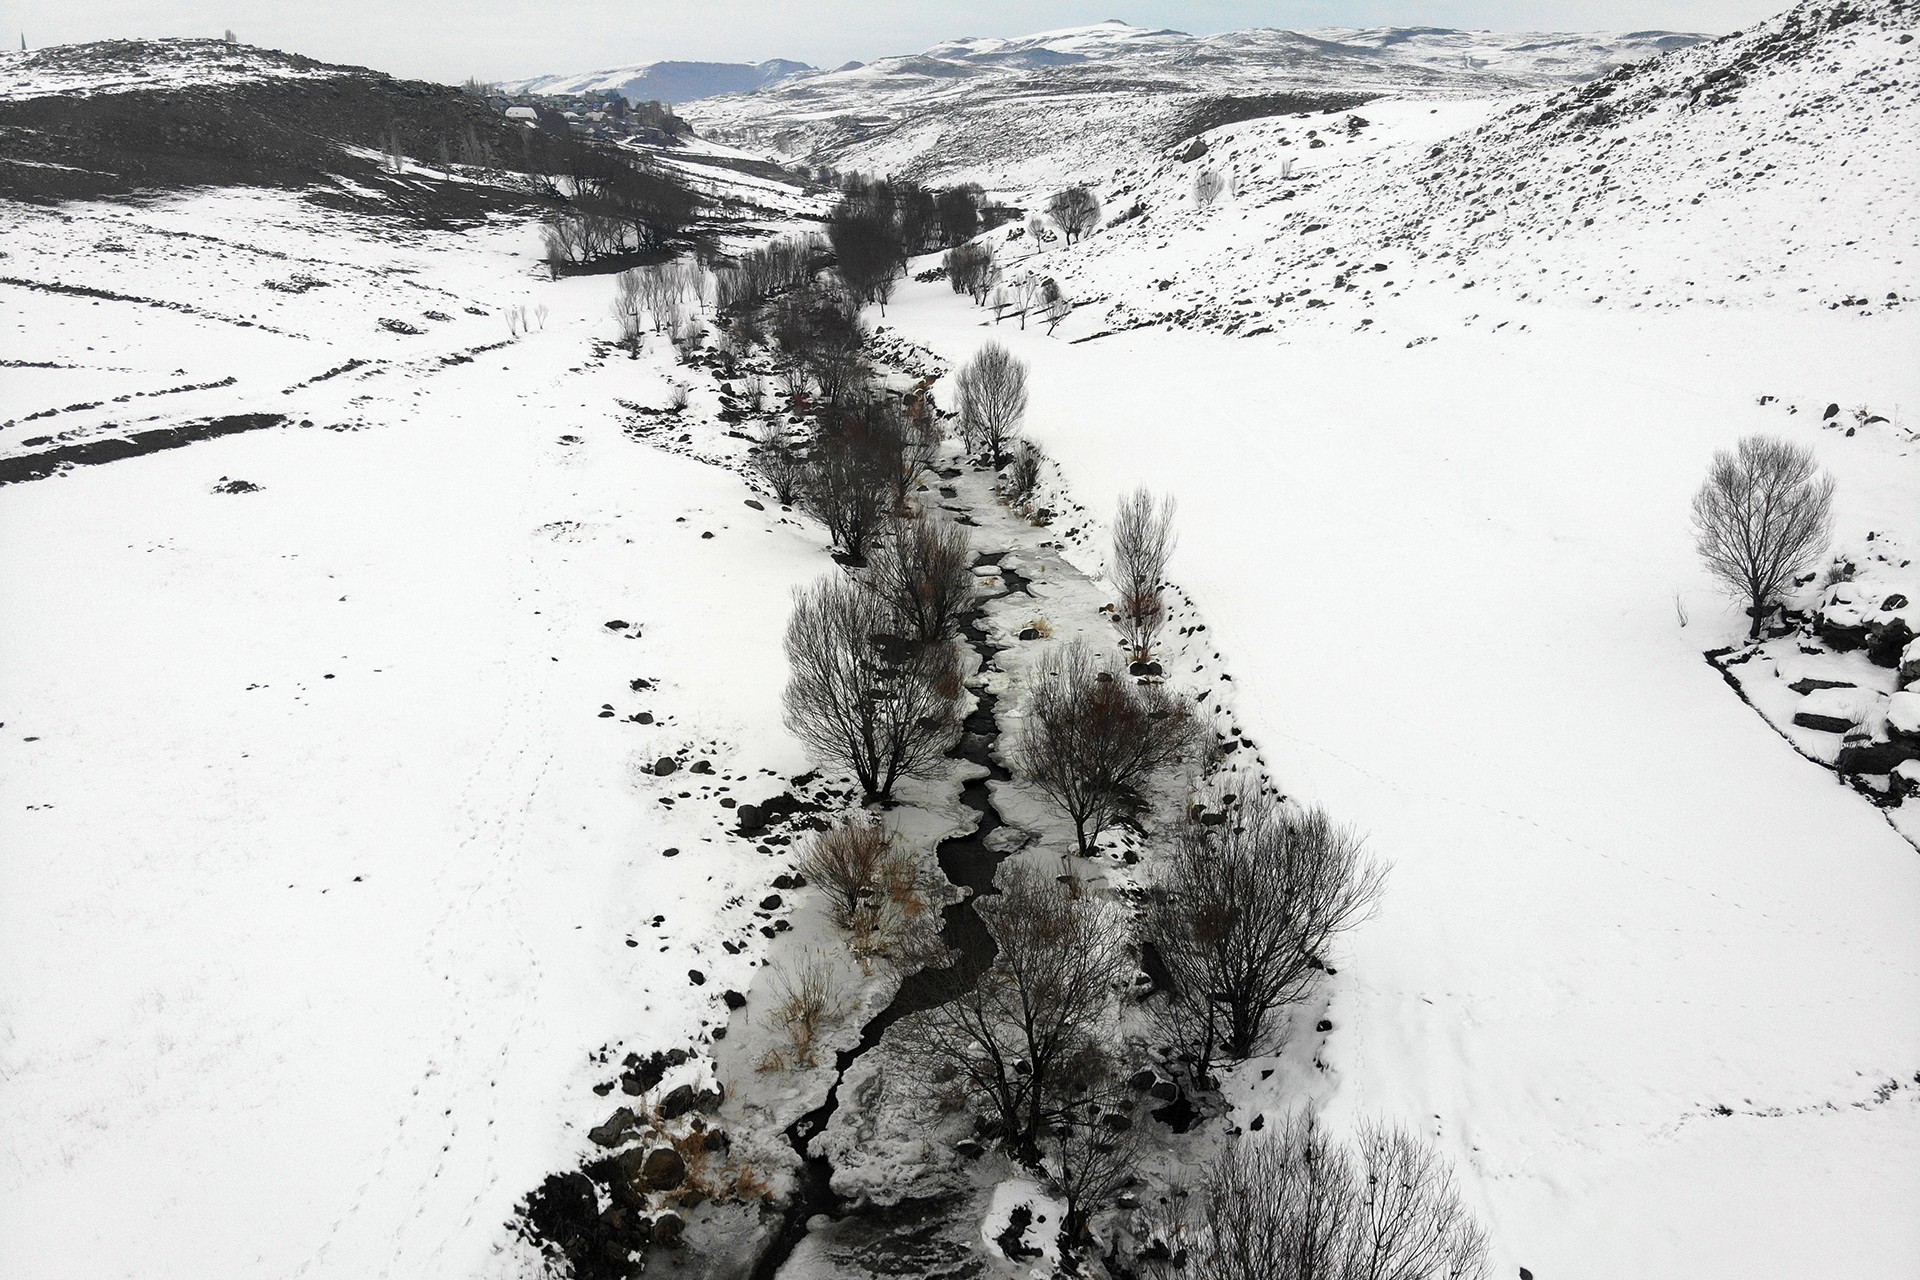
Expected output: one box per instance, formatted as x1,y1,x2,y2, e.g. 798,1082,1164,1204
499,58,813,104
679,18,1710,185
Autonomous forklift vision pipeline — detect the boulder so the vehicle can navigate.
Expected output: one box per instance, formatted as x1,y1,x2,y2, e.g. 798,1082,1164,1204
654,756,678,776
1890,691,1920,743
1793,687,1873,734
652,1210,686,1247
1836,740,1920,776
641,1145,687,1191
658,1084,696,1120
587,1107,639,1148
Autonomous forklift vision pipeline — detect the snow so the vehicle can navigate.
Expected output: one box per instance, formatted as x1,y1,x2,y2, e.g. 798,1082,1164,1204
0,38,348,100
877,227,1920,1278
0,190,823,1280
1892,692,1920,737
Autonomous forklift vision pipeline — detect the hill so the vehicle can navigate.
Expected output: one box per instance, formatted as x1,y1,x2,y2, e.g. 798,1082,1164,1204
0,38,574,218
500,58,814,104
680,19,1707,185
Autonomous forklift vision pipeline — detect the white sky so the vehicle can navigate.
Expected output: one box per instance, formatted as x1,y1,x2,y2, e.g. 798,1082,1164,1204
7,1,1788,84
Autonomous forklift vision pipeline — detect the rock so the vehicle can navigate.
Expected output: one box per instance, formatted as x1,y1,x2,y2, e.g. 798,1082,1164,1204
1019,627,1040,640
1885,594,1911,612
744,499,764,510
654,756,678,776
771,873,797,890
955,1139,986,1158
1794,686,1874,734
652,1210,686,1247
620,1076,644,1096
1130,661,1164,676
1148,1079,1179,1101
723,988,747,1010
1869,617,1916,669
705,1128,731,1152
587,1107,638,1147
641,1145,687,1191
1903,636,1920,687
521,1172,601,1251
1787,677,1857,695
658,1084,696,1119
759,894,783,911
1178,136,1208,162
1316,1019,1334,1033
605,620,629,630
1890,691,1920,742
1794,708,1860,734
690,759,713,774
1128,1069,1158,1091
687,968,706,986
1836,740,1919,776
1823,403,1840,420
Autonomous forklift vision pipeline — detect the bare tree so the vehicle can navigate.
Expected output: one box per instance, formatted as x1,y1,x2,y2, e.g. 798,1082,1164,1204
894,864,1129,1158
1348,1121,1491,1280
1112,487,1177,664
610,268,643,355
750,421,806,506
1047,185,1101,245
863,513,976,643
783,574,961,803
1183,1110,1489,1280
1691,434,1835,638
955,341,1029,466
800,414,896,563
1015,640,1197,856
1045,1072,1145,1249
1146,793,1385,1067
1039,278,1070,335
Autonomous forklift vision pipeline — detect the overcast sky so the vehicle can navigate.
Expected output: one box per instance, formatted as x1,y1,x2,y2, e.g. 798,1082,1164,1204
9,2,1788,83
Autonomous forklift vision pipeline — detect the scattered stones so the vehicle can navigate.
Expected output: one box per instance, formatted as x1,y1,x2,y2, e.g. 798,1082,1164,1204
587,1107,639,1148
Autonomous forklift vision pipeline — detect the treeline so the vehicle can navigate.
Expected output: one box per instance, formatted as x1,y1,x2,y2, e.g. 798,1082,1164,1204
536,139,700,275
824,174,988,310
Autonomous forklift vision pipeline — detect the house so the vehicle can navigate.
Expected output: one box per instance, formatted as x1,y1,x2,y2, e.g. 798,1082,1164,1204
504,105,537,124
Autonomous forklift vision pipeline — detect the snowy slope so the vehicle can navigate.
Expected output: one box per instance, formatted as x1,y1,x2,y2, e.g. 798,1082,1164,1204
680,19,1705,185
848,2,1920,1277
0,187,829,1279
0,37,350,99
1014,0,1917,336
499,58,814,104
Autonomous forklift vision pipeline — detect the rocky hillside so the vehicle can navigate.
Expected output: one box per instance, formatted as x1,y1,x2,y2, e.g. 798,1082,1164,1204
1027,0,1916,336
0,39,563,218
679,19,1705,185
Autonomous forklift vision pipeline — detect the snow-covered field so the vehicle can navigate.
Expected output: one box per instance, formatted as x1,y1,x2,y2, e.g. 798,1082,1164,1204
881,281,1920,1277
5,2,1919,1277
0,194,823,1280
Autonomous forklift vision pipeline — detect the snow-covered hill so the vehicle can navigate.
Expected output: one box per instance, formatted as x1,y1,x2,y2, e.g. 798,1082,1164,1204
1005,0,1916,334
680,19,1705,184
499,58,814,105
